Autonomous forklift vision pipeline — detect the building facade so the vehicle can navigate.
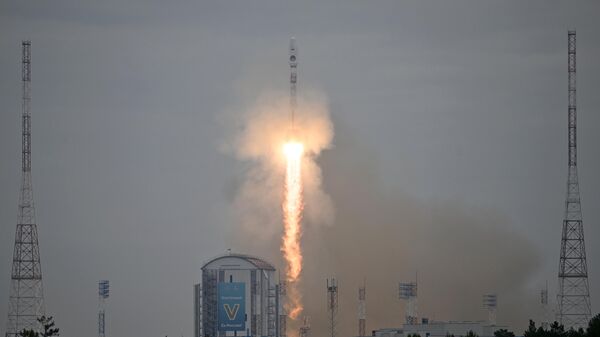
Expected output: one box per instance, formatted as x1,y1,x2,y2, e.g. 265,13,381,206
195,253,284,337
372,320,507,337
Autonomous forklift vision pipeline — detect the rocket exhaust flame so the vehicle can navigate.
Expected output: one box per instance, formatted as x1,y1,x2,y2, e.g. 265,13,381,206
230,38,333,326
282,141,304,320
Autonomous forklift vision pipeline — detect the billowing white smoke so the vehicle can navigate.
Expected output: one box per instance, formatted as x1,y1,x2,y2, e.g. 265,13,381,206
223,92,540,337
227,91,334,238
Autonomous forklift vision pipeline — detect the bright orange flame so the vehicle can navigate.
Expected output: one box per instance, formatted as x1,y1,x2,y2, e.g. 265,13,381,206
282,141,304,319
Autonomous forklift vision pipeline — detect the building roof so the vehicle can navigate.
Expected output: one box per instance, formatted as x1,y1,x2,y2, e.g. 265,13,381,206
202,253,276,271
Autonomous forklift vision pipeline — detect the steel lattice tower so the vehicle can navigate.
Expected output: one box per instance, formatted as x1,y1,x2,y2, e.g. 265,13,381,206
4,41,45,337
557,30,592,329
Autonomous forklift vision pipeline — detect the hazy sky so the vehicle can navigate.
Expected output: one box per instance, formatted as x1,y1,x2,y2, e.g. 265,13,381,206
1,1,599,337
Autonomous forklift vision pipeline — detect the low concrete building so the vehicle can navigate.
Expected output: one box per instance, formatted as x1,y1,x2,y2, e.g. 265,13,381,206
372,320,508,337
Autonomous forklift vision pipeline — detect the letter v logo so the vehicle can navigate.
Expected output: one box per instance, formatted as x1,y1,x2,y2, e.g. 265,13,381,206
224,303,240,320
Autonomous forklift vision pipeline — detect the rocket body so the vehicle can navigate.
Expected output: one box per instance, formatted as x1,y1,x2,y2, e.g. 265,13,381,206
290,37,297,83
289,38,298,133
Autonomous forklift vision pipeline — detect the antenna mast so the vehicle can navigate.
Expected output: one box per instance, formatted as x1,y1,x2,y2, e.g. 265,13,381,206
557,30,592,329
4,41,46,337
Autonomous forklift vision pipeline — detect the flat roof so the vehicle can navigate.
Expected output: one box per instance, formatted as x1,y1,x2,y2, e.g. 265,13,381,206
202,253,276,271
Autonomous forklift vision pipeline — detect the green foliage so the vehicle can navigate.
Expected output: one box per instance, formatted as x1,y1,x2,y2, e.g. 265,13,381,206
19,329,39,337
465,331,478,337
522,317,600,337
588,314,600,337
494,329,515,337
37,316,59,337
17,316,58,337
524,320,539,337
564,327,585,337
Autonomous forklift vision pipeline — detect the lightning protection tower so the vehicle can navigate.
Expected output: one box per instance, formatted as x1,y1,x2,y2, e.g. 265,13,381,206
327,278,338,337
4,41,46,337
556,30,592,329
98,280,109,337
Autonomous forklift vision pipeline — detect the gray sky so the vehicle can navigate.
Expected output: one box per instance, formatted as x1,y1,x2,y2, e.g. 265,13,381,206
1,1,599,336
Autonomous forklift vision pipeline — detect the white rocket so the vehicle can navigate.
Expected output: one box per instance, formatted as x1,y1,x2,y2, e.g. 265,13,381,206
289,37,298,129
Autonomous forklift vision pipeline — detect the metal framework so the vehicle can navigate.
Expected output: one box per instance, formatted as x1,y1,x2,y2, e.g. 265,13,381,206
199,254,280,337
358,281,366,336
557,30,592,329
482,294,497,326
541,282,549,330
5,41,46,337
327,279,338,337
398,282,417,325
298,316,310,337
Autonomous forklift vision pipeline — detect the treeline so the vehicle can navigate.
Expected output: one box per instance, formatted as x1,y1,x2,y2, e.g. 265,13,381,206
521,314,600,337
409,313,600,337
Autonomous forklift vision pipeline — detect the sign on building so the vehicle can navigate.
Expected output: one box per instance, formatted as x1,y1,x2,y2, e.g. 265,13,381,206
218,282,246,331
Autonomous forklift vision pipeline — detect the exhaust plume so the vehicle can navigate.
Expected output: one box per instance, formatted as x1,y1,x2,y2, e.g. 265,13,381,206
224,90,334,329
225,111,540,336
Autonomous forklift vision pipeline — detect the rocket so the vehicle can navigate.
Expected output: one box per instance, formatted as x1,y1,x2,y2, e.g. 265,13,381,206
289,37,297,82
289,38,298,130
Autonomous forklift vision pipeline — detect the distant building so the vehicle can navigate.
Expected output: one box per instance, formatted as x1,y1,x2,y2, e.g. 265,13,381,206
194,253,283,337
372,320,508,337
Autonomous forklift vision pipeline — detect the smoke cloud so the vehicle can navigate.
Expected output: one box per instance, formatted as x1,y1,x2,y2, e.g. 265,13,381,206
224,93,541,336
223,89,334,253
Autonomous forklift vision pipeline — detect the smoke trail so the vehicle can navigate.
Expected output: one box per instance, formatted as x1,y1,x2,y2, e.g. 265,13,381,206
283,141,305,319
227,117,541,337
224,90,334,328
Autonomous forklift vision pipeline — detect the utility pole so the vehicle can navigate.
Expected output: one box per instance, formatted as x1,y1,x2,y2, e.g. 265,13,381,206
99,281,109,337
358,281,366,336
327,279,338,337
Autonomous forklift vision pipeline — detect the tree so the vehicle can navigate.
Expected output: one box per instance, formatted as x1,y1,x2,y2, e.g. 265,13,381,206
494,329,515,337
564,327,585,337
17,316,58,337
38,316,59,337
19,329,39,337
548,321,566,337
523,320,548,337
466,331,478,337
588,313,600,337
